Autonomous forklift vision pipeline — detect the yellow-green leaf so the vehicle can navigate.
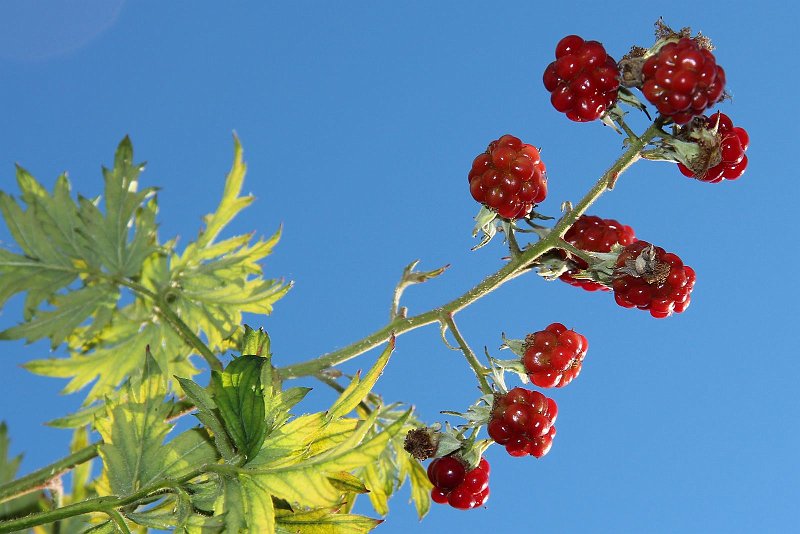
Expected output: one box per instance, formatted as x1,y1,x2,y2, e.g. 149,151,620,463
326,338,394,422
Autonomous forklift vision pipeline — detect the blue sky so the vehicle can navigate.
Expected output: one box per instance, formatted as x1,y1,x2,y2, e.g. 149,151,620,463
0,2,797,532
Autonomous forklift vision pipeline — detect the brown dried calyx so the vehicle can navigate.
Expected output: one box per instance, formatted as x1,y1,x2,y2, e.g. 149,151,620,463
404,428,439,461
615,244,670,285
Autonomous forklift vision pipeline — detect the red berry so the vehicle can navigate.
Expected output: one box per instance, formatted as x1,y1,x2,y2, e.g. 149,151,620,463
543,35,620,122
612,241,695,318
559,215,637,291
676,112,749,183
468,135,547,219
428,456,492,510
427,456,465,491
522,323,589,388
641,38,725,124
488,387,558,458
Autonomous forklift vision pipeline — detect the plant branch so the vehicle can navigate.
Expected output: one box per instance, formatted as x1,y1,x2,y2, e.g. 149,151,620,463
0,443,99,505
277,119,662,379
440,312,491,394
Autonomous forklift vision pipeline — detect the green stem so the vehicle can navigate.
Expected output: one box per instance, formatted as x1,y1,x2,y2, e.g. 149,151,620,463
0,465,207,533
116,279,222,372
106,508,131,534
555,238,594,264
0,444,99,505
278,119,662,379
440,313,491,394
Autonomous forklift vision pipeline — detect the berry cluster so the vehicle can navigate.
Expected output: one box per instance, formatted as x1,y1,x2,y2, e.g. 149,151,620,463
468,134,547,220
428,457,490,510
487,387,558,458
613,240,696,318
543,35,620,122
522,323,589,388
560,215,637,291
677,112,749,183
641,37,726,124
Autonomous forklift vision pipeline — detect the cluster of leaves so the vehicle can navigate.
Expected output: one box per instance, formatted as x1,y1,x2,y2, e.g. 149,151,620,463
0,140,432,533
0,137,288,423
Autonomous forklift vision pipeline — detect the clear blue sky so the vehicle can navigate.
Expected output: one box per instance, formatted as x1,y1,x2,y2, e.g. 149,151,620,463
0,2,797,532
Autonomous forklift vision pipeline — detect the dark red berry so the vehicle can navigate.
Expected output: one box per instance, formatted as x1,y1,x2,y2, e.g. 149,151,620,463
428,456,491,510
468,135,547,219
522,323,589,388
427,456,465,491
676,112,749,183
612,241,695,318
559,215,637,291
641,38,725,124
543,35,620,122
488,387,558,458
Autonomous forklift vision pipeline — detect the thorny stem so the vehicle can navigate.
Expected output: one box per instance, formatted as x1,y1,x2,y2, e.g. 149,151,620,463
278,119,664,380
440,313,491,394
0,444,99,505
0,464,209,533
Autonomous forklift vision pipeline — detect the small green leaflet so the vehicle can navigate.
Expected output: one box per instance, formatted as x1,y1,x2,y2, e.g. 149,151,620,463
274,506,381,534
325,337,394,422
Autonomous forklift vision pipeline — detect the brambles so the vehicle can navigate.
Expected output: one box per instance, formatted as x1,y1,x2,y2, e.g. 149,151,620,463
543,35,620,122
428,457,491,510
522,323,589,388
560,215,637,291
468,134,547,220
613,241,696,318
487,387,558,458
641,37,726,124
677,112,749,182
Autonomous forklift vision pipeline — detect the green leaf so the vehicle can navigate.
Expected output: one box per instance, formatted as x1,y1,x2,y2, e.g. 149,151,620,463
274,507,382,534
240,324,271,357
176,377,236,461
326,338,394,422
0,284,118,348
241,410,409,509
219,474,276,534
96,353,217,496
211,356,269,462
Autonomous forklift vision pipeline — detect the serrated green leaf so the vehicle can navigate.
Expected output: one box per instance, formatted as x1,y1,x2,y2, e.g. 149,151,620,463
219,473,275,534
274,507,381,534
240,325,271,357
0,284,118,348
326,338,394,422
395,440,432,519
240,411,408,509
26,318,196,402
212,356,269,462
96,354,216,497
176,377,236,461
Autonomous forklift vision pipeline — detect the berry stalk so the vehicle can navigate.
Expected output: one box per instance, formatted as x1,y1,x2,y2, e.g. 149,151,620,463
277,119,664,380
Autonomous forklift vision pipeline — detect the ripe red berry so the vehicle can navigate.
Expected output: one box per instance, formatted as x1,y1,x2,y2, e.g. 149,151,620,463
522,323,589,388
428,456,491,510
641,37,725,124
677,112,749,183
543,35,620,122
487,387,558,458
560,215,637,291
612,241,696,318
468,134,547,220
